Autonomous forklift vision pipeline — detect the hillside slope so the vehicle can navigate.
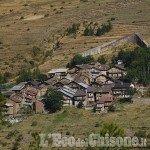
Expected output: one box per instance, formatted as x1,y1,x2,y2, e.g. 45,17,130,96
0,0,150,76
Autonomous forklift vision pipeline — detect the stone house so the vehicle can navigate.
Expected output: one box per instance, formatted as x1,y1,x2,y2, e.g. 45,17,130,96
74,90,87,106
8,97,21,115
75,64,91,73
48,68,69,79
86,86,95,105
96,97,113,113
58,86,77,106
112,82,134,97
3,103,14,118
107,64,126,79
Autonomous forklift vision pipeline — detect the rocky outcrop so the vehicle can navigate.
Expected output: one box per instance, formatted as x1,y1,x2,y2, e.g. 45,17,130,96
80,33,149,57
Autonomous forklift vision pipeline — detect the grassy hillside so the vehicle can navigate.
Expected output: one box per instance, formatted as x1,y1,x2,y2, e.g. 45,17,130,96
0,0,150,77
0,104,150,149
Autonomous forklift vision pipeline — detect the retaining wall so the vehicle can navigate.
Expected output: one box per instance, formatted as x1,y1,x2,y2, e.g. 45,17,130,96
80,33,149,57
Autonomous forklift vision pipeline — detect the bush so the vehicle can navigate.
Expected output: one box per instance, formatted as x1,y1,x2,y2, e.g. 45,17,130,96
134,130,147,138
108,105,116,112
147,133,150,138
66,23,80,35
80,0,88,2
44,14,49,17
77,101,84,108
29,60,35,67
119,98,132,103
66,131,70,135
66,54,94,68
33,46,40,57
97,55,107,64
95,122,100,127
31,121,37,126
6,130,19,139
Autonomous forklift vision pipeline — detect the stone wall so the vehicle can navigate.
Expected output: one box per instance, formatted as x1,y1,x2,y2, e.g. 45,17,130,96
80,33,149,57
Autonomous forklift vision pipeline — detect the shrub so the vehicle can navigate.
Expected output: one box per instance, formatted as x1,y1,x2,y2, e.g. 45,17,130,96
33,46,40,57
66,131,70,135
66,54,94,68
147,133,150,138
66,23,80,35
6,130,19,139
44,14,49,17
134,130,147,138
95,122,100,127
16,134,23,142
31,121,37,126
77,101,84,108
108,105,116,112
97,55,107,64
29,60,35,67
80,0,88,2
119,98,132,103
20,16,24,19
110,17,115,21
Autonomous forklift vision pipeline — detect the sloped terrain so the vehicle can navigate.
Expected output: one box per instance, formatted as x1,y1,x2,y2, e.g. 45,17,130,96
0,0,150,75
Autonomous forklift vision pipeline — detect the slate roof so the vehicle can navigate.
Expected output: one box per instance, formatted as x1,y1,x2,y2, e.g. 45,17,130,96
87,86,95,93
11,82,27,91
74,90,86,97
76,64,91,70
58,86,77,98
77,82,89,89
113,82,131,89
114,64,126,71
10,97,21,103
102,85,113,93
95,74,121,83
44,76,59,85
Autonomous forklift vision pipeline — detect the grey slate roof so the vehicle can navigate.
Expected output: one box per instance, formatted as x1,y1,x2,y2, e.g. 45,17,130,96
10,97,21,103
76,64,91,70
74,90,86,97
87,86,95,93
58,86,77,98
11,82,27,91
113,82,131,89
102,85,113,93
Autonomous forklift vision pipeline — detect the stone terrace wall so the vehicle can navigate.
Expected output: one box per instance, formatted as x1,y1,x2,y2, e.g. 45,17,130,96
80,33,149,57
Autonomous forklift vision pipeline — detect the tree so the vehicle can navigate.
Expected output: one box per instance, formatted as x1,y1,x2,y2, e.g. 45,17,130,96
44,88,64,113
66,54,95,68
111,55,118,65
16,69,32,83
0,73,2,84
100,122,125,137
84,27,90,36
97,55,107,64
3,72,11,83
0,91,7,118
77,101,84,108
124,87,136,97
96,27,102,36
89,27,94,36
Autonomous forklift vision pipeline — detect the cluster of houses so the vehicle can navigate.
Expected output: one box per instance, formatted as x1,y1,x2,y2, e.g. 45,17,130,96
3,60,135,117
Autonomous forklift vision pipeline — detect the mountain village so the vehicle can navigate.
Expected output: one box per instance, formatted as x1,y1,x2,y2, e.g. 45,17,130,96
3,59,137,119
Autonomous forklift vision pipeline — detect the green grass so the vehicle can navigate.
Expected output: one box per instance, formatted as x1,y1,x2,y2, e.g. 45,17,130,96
0,104,150,149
